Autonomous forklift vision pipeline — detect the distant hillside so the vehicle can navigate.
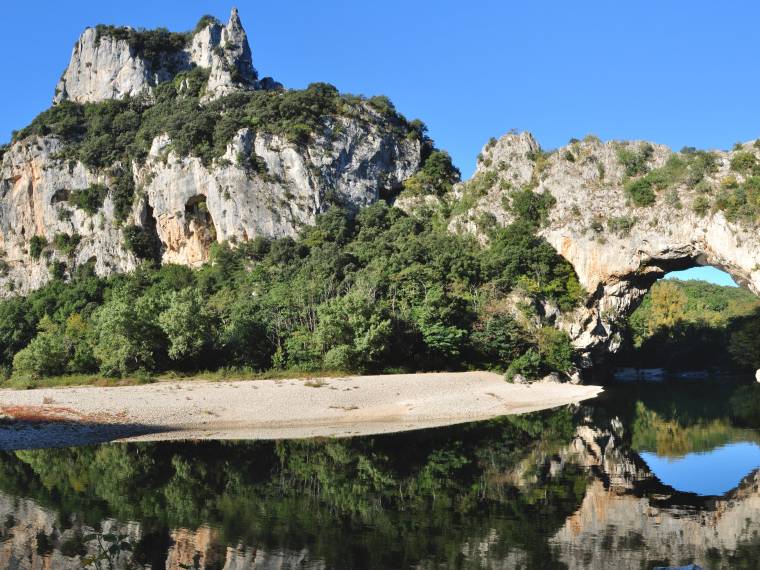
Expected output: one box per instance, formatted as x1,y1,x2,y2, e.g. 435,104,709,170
616,278,760,371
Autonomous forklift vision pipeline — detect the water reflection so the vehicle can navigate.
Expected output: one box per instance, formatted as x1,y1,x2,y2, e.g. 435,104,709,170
640,441,760,496
1,381,760,568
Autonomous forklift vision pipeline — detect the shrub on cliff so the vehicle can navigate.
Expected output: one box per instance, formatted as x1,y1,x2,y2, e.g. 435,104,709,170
70,184,107,215
123,225,160,261
617,143,654,177
29,236,48,260
402,150,461,197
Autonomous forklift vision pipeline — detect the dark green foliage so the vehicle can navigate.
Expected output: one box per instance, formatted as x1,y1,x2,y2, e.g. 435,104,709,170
48,262,67,280
111,167,136,223
53,233,81,257
15,80,420,195
730,151,758,174
94,25,189,69
622,149,721,208
122,225,160,261
624,177,656,206
14,101,87,142
193,15,220,34
617,143,654,177
682,148,718,186
0,143,8,163
623,155,683,207
618,278,760,371
728,314,760,371
0,407,582,567
69,184,107,215
29,236,48,260
713,175,760,223
509,188,556,228
482,221,583,311
402,150,461,197
1,205,583,380
366,95,396,116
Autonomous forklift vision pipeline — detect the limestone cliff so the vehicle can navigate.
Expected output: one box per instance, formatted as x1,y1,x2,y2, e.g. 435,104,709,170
0,117,420,295
444,132,760,364
54,8,259,104
0,10,423,297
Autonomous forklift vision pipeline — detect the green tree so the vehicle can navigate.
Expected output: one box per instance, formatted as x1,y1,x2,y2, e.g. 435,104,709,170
93,289,162,376
158,288,212,362
12,317,70,378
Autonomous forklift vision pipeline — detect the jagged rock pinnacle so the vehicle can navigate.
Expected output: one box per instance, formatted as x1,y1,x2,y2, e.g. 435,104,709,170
53,9,259,104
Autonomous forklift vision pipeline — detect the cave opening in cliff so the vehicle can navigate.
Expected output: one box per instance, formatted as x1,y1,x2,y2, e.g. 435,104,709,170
185,195,217,251
610,264,760,380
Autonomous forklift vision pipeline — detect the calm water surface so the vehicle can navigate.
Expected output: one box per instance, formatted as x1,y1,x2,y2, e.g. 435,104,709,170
2,380,760,569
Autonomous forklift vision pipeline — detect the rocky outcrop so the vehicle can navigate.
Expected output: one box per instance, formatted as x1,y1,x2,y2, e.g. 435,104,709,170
54,8,258,104
448,132,760,364
0,9,422,297
0,114,420,295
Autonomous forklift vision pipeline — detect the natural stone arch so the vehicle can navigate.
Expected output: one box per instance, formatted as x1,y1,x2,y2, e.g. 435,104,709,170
551,236,759,366
453,131,760,366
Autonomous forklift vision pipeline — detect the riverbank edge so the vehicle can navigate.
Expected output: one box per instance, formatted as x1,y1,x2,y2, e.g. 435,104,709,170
0,371,603,449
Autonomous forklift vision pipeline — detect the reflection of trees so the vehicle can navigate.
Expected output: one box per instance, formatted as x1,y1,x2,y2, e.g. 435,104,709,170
0,408,588,569
631,401,760,458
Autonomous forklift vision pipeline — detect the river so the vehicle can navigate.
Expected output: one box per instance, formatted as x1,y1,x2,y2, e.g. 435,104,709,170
1,379,759,569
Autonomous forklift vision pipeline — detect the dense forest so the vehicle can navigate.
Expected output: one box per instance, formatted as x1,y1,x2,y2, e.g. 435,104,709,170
0,193,583,387
615,278,760,371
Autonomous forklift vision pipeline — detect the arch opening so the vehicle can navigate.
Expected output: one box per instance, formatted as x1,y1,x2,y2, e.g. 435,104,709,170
185,195,217,247
609,263,760,380
181,195,218,266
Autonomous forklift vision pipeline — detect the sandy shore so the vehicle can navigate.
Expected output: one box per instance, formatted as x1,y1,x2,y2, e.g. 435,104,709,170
0,371,602,450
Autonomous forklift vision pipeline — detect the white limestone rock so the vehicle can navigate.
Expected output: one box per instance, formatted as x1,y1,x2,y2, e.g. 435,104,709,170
54,8,258,105
0,109,421,295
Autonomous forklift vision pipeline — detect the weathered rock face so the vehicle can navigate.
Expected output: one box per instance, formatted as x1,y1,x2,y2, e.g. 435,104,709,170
0,9,422,297
54,8,258,105
449,132,760,364
0,114,420,295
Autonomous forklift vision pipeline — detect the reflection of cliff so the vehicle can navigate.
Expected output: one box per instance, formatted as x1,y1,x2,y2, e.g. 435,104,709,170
0,491,141,569
0,492,325,570
549,420,760,569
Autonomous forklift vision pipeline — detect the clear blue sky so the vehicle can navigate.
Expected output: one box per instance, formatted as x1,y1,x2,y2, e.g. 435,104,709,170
2,1,757,286
666,267,738,287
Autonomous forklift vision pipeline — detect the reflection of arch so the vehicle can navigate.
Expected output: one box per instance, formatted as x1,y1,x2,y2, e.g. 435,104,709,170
550,421,760,567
